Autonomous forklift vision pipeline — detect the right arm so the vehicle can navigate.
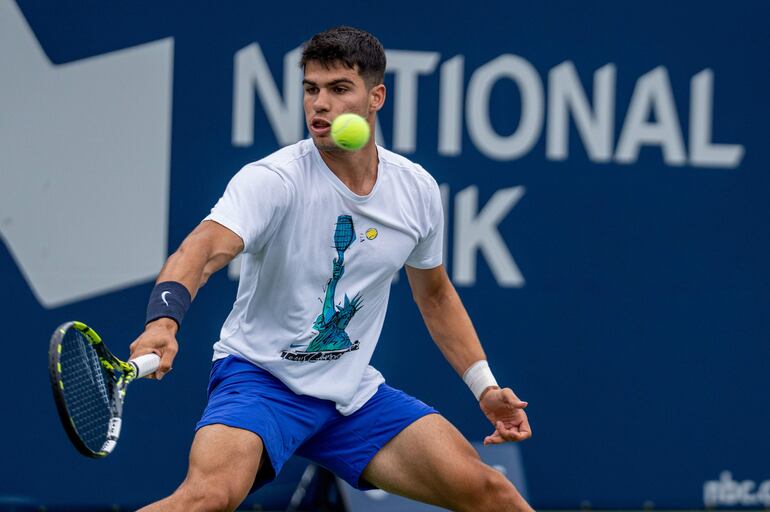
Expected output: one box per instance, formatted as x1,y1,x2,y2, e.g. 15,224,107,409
128,220,244,379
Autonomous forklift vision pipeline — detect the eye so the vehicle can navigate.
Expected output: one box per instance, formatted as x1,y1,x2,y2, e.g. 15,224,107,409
304,86,318,94
334,86,348,94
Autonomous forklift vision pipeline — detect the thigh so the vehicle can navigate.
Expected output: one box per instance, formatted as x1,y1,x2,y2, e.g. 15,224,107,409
181,424,265,509
360,414,500,510
360,414,480,506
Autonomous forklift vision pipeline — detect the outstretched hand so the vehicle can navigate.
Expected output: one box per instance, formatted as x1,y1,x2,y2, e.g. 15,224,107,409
479,387,531,445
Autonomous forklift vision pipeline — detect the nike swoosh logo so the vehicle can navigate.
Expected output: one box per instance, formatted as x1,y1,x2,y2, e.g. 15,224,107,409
161,291,171,306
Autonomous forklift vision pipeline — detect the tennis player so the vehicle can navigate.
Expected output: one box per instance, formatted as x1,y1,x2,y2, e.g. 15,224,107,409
131,26,534,512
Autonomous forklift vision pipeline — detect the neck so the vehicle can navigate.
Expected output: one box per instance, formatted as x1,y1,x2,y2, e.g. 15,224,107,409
318,142,379,196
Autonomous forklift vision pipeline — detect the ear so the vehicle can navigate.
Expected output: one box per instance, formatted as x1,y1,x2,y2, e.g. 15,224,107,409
369,84,386,113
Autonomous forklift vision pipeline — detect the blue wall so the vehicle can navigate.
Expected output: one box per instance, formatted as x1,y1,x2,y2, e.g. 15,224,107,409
1,0,768,508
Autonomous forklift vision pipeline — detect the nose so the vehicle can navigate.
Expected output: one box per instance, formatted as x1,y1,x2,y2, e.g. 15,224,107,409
313,88,330,112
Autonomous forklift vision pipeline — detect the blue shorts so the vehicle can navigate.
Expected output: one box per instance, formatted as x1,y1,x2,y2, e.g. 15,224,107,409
195,355,438,491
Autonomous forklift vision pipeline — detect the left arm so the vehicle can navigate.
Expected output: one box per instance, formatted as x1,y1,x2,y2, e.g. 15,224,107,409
405,264,532,444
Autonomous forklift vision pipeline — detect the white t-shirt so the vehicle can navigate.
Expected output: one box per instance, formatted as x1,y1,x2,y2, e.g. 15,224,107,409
205,139,443,415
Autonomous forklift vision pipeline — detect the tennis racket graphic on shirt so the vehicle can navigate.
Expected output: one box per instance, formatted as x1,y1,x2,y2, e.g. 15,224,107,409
48,321,159,458
333,215,355,264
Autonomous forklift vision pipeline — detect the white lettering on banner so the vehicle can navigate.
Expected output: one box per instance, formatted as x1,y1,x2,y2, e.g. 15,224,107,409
232,43,303,146
615,66,687,166
453,186,525,287
690,69,745,167
703,471,770,507
547,62,616,162
440,183,451,267
233,45,745,168
466,55,544,161
386,50,441,153
439,55,464,156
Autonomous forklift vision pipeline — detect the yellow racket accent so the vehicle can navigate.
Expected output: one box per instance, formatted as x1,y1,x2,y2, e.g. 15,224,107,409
72,321,103,344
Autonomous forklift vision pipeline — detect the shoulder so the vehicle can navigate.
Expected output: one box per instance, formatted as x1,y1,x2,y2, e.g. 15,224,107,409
254,139,316,177
234,139,319,193
377,145,439,192
378,146,438,185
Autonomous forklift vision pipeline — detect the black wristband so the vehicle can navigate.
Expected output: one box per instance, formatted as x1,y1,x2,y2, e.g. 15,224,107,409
145,281,192,328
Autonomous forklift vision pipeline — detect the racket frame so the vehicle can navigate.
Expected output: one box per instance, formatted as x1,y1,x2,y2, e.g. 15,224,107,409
48,321,141,458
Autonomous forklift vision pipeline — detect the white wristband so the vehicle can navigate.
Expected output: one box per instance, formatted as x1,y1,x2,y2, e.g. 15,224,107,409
462,360,498,401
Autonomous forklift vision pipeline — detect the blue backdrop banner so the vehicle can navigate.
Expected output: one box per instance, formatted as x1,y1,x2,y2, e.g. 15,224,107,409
1,0,768,508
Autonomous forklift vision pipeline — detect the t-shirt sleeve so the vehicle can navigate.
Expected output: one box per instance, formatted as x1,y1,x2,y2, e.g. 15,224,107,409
204,164,291,254
405,173,444,269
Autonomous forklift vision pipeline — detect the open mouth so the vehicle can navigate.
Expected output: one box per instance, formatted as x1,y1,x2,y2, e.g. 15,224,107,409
311,118,331,134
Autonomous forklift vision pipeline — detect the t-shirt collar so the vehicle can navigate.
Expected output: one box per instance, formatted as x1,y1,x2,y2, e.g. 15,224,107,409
310,140,382,203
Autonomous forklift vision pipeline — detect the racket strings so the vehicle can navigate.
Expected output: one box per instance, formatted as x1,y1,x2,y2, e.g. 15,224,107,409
334,215,355,251
59,329,115,452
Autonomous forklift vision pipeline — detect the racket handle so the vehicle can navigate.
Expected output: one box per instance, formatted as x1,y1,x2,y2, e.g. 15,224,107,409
130,353,161,379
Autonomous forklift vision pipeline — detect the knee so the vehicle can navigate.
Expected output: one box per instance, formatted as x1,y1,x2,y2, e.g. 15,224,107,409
174,480,234,512
472,468,532,512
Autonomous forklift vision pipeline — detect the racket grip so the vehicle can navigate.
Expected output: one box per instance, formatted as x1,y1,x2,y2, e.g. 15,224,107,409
130,353,161,379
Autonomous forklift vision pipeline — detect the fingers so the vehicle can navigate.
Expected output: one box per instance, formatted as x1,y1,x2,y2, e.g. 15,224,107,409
502,388,528,409
155,344,177,380
497,420,532,442
129,323,179,380
505,397,528,409
128,342,159,363
483,431,503,445
484,433,527,445
128,339,142,360
484,418,533,445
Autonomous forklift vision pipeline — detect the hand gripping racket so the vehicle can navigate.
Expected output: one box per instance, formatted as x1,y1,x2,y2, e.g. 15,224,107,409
48,321,159,458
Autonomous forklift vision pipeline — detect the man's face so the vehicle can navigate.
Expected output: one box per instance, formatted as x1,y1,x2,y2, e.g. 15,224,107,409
303,60,382,151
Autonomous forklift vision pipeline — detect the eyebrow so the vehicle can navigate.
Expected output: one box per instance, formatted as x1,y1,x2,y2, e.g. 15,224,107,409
302,78,356,87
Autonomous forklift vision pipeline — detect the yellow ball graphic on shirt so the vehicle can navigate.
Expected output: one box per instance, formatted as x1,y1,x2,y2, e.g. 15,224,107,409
365,228,378,240
331,113,371,151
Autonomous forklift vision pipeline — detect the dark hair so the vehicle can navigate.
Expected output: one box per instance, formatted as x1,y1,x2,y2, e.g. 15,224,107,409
300,26,386,88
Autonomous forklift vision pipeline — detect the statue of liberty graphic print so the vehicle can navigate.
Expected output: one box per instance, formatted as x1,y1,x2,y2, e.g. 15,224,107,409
280,215,363,362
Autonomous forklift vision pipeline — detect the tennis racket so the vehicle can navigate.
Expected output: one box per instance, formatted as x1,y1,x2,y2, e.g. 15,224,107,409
48,320,159,458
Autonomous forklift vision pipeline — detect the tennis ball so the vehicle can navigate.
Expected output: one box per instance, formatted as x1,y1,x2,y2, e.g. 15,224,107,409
331,113,371,151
